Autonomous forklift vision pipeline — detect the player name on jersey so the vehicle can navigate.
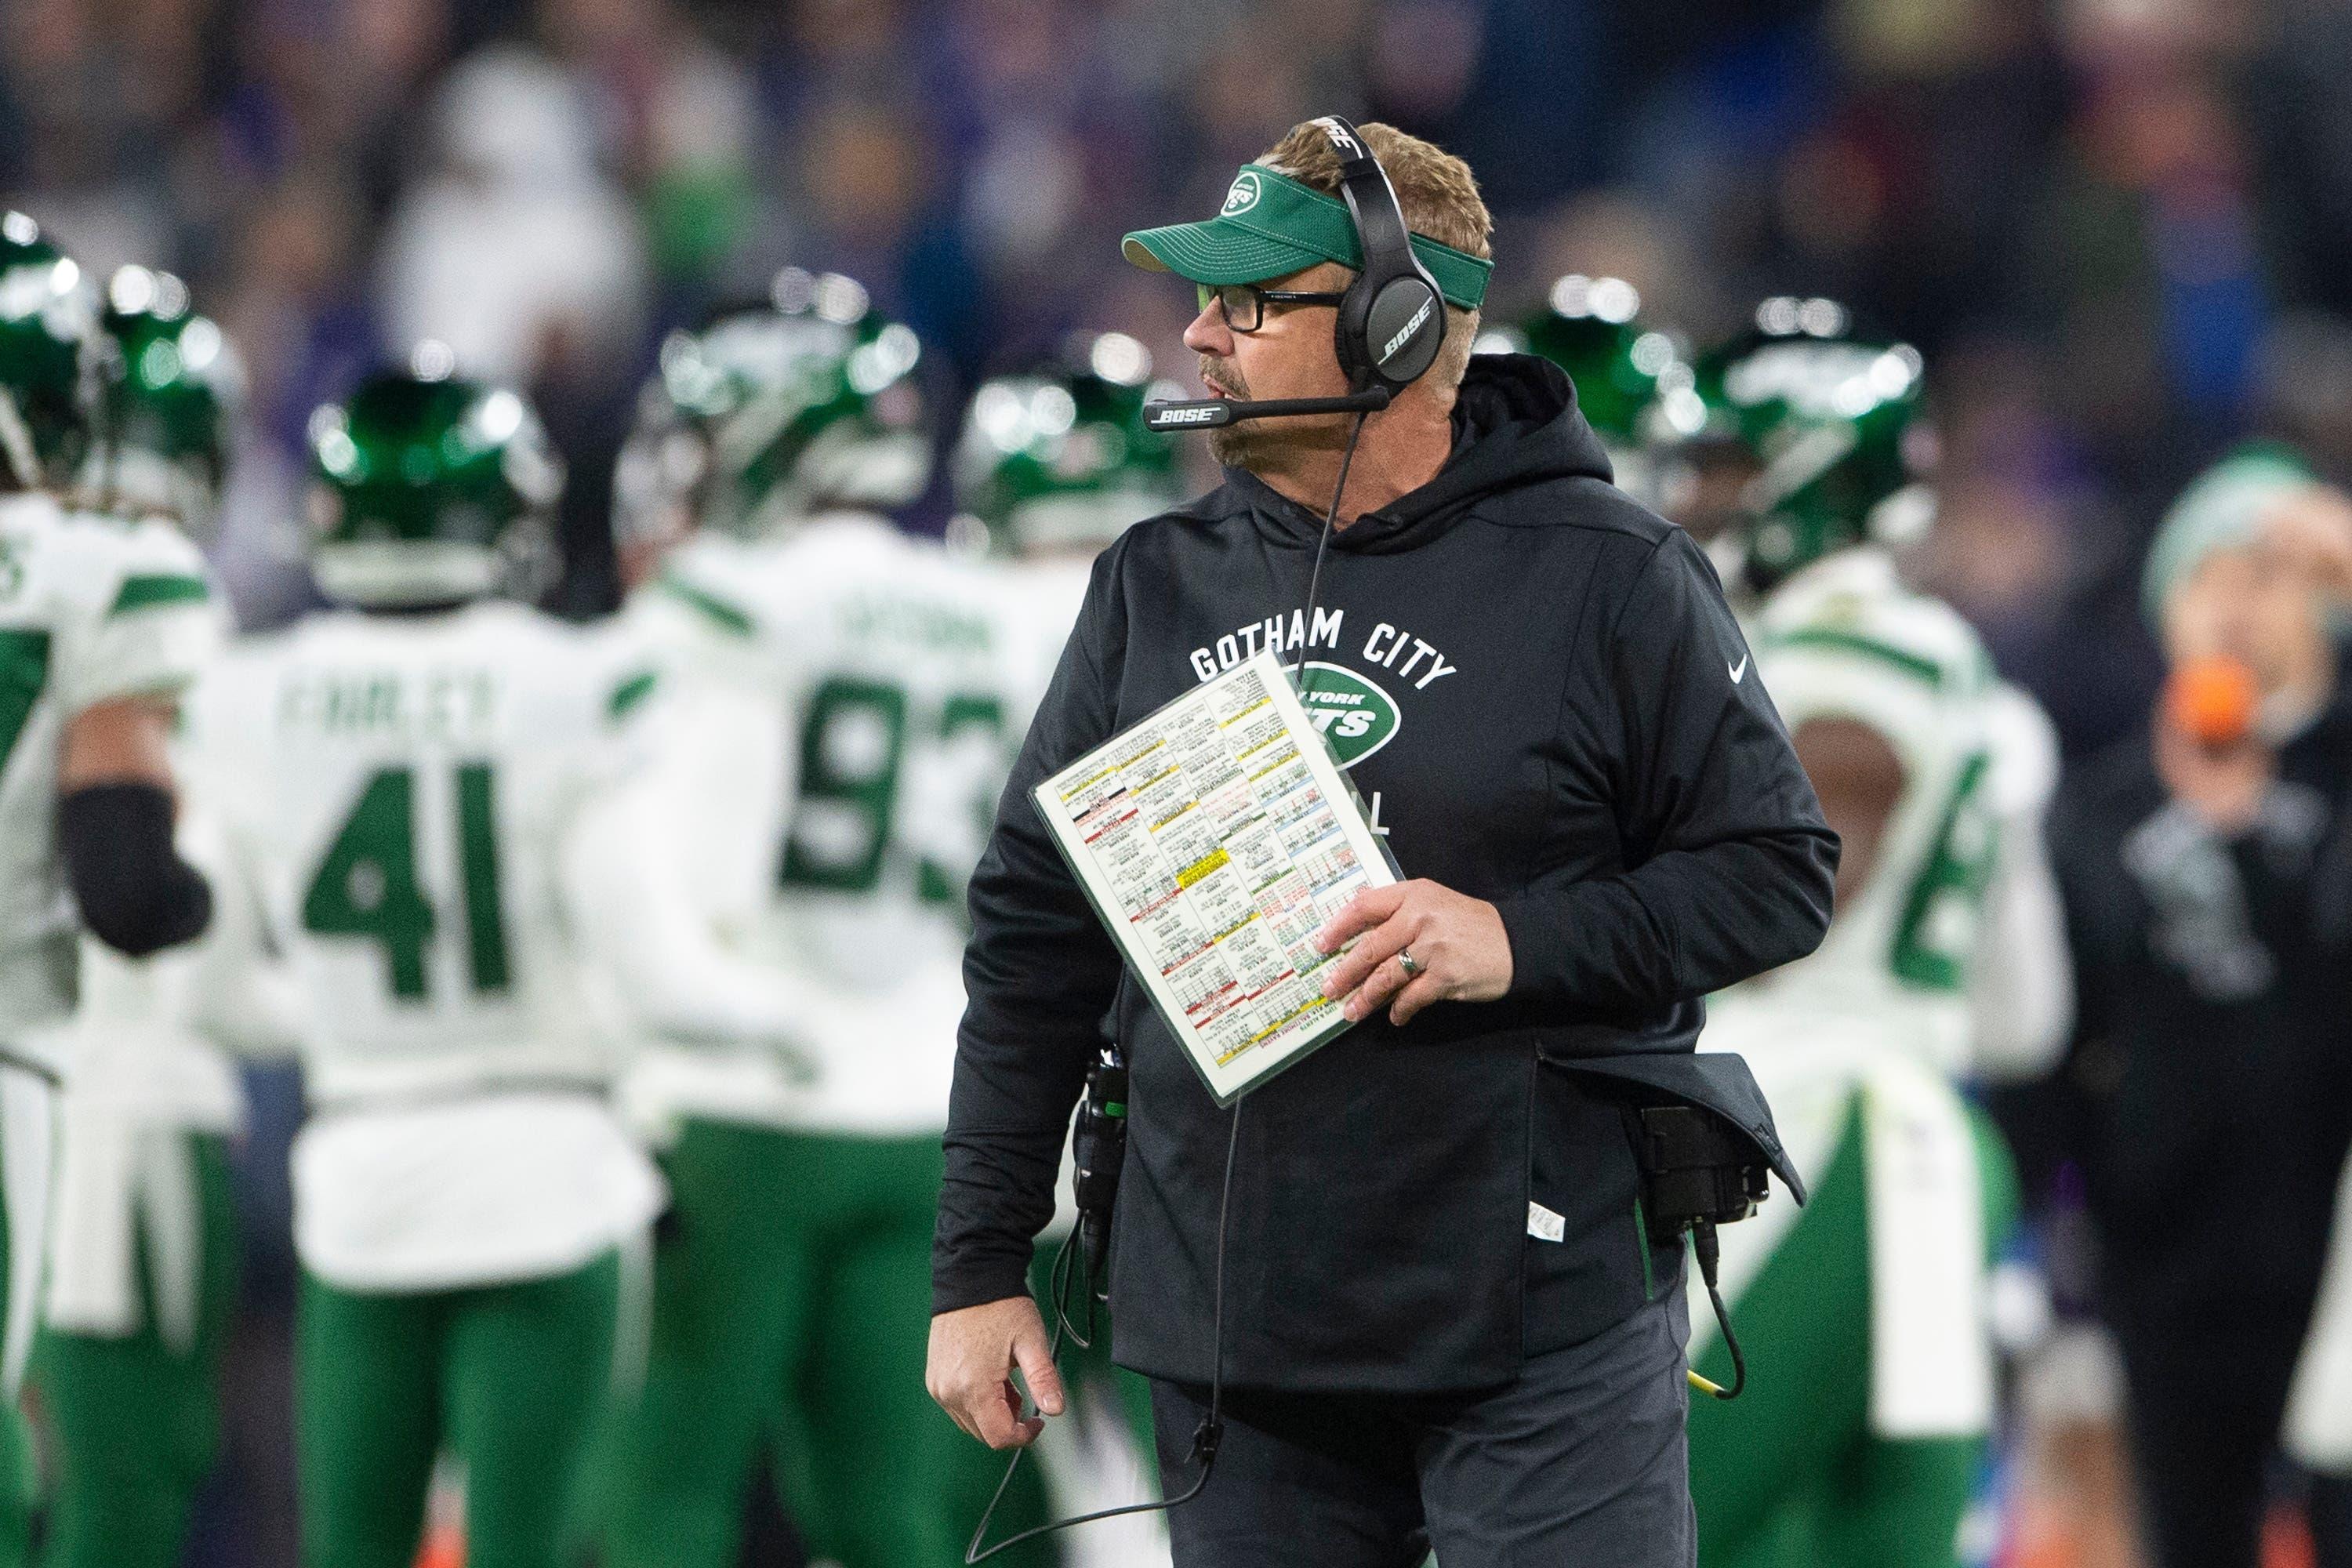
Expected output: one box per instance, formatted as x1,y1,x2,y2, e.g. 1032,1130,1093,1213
274,666,501,739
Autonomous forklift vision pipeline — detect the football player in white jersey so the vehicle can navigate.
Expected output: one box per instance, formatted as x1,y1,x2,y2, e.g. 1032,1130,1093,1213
0,220,223,1568
1639,299,2073,1076
949,335,1189,1563
32,266,260,1568
179,358,800,1568
1650,302,2066,1568
588,274,1102,1568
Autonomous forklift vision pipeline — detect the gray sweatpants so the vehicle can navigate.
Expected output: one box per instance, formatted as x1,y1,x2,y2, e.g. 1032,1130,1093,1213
1149,1288,1694,1567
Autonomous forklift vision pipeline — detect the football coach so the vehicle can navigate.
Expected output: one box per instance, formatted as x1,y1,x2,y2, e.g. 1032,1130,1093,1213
929,119,1837,1566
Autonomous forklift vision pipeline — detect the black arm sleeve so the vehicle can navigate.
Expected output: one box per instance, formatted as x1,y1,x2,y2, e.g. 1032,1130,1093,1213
933,573,1128,1315
1494,530,1838,1014
58,782,213,959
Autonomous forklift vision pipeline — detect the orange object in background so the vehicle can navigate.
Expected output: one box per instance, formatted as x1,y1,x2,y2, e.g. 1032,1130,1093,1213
412,1524,463,1568
2263,1503,2317,1568
412,1463,465,1568
2003,1493,2314,1568
2165,654,2261,748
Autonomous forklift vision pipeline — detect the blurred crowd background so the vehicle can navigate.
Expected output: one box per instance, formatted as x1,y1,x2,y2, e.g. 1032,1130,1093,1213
27,0,2352,750
10,0,2352,1563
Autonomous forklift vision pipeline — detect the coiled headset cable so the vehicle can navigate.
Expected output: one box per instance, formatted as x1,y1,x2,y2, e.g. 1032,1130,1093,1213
964,1102,1241,1563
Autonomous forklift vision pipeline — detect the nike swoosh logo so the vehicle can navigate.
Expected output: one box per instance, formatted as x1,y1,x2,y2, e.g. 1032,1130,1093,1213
1728,653,1749,684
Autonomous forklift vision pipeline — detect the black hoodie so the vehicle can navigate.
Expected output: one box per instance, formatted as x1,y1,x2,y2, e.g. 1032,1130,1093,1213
935,354,1836,1392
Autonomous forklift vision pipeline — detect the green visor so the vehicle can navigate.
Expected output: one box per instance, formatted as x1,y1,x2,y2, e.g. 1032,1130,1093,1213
1123,165,1492,310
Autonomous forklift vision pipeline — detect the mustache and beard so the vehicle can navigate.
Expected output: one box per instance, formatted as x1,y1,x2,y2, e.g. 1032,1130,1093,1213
1198,354,1356,471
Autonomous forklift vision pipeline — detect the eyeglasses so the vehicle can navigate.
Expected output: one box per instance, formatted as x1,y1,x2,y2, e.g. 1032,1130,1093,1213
1196,282,1348,333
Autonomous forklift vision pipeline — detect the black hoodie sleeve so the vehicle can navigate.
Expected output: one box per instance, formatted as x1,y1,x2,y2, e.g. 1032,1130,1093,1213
933,568,1128,1315
1493,528,1838,1017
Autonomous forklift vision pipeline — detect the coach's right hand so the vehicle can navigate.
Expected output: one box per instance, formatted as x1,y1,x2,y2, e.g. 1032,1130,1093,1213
928,1295,1066,1449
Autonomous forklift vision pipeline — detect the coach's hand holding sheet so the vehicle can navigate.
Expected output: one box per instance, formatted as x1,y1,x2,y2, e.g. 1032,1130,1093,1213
1314,878,1513,1026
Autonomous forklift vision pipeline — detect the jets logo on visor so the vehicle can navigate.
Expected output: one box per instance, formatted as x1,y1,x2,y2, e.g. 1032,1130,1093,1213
1221,172,1263,216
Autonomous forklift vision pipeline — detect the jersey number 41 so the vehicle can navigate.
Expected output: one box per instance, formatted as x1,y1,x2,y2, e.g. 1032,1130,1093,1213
303,764,510,1002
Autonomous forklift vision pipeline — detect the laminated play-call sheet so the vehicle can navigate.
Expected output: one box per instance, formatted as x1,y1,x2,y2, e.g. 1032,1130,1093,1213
1033,647,1399,1105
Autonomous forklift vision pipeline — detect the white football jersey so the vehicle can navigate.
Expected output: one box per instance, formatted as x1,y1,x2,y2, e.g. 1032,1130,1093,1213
0,493,219,1053
183,599,676,1096
1731,546,2003,1077
182,600,673,1289
626,514,1086,1135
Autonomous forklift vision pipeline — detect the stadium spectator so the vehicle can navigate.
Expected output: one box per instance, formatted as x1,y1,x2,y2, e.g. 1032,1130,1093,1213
2016,451,2352,1568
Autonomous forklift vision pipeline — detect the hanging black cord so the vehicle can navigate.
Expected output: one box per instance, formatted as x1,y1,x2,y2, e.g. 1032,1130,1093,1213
1690,1220,1747,1400
966,407,1369,1563
1294,411,1372,708
1048,1222,1091,1352
964,1103,1244,1563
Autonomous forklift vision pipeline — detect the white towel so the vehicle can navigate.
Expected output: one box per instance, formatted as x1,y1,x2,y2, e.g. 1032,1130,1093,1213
42,1065,140,1338
1864,1058,1993,1437
45,946,241,1340
2287,1150,2352,1472
1686,997,1993,1438
0,1072,55,1395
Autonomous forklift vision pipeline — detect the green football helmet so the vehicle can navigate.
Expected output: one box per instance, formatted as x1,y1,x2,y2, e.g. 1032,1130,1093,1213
82,266,245,539
1656,296,1929,593
305,347,563,608
951,332,1186,556
1479,276,1689,508
1494,275,1690,445
613,267,931,553
0,212,99,493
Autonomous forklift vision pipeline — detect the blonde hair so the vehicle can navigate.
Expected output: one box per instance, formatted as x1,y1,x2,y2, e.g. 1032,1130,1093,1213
1258,121,1491,390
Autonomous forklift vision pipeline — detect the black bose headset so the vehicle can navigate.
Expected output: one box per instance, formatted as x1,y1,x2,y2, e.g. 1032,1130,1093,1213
1317,114,1446,396
1144,115,1447,429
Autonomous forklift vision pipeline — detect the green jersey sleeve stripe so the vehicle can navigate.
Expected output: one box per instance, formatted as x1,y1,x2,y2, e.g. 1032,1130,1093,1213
1767,627,1945,688
608,669,659,723
656,572,754,637
108,573,211,616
